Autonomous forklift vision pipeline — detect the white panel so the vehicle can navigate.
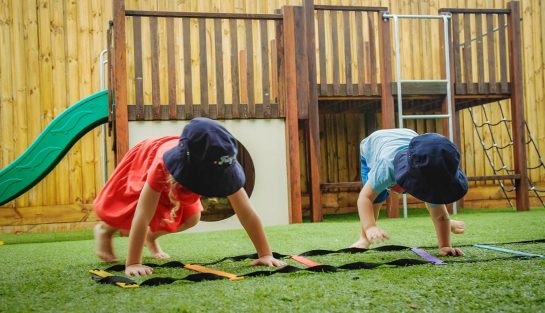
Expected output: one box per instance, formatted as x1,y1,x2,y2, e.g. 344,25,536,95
128,119,289,232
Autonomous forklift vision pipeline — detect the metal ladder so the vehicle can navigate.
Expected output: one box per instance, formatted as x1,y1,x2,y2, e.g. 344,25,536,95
382,13,457,217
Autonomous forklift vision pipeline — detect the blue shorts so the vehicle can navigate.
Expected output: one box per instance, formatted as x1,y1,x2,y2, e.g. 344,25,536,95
360,156,389,203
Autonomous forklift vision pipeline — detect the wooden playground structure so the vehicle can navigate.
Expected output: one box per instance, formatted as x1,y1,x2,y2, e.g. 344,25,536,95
109,0,530,223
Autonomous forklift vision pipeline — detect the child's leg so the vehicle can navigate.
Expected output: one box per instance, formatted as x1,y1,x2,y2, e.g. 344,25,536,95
94,222,119,262
351,202,383,248
145,211,202,259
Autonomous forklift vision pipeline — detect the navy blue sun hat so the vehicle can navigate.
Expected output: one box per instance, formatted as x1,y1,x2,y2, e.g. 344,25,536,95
393,133,468,204
163,117,245,197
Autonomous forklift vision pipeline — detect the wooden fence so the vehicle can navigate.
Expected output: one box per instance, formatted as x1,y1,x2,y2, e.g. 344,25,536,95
0,0,544,232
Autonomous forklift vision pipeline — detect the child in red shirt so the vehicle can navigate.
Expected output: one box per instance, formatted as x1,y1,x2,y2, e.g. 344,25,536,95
94,118,286,276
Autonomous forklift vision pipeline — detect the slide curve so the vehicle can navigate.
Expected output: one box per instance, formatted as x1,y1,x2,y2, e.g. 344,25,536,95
0,90,109,206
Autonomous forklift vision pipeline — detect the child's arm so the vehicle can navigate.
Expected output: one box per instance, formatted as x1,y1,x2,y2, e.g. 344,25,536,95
125,183,161,276
357,182,389,243
227,188,287,267
426,204,464,256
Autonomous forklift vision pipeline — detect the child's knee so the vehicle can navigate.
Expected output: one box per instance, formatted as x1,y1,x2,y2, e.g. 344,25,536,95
183,211,201,228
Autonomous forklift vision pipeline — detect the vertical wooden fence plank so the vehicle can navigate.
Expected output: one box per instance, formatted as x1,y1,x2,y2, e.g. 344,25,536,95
343,10,352,95
12,0,29,207
498,14,508,93
182,18,193,118
331,10,340,95
166,18,177,119
239,51,248,117
270,39,278,106
198,18,208,117
317,9,327,95
260,20,270,118
79,0,96,202
214,18,224,119
452,14,463,94
133,16,144,119
368,12,378,95
476,14,486,93
486,14,497,93
0,0,14,206
245,19,255,118
275,11,284,118
229,19,240,118
463,13,475,94
150,16,160,120
36,0,55,204
23,0,44,206
50,0,68,204
356,11,365,95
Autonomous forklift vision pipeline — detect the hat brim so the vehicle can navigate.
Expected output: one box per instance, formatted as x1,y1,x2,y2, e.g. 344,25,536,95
163,145,246,197
394,150,468,204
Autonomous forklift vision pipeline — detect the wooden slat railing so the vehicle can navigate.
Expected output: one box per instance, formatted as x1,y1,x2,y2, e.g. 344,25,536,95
314,6,387,97
440,8,511,95
125,11,284,121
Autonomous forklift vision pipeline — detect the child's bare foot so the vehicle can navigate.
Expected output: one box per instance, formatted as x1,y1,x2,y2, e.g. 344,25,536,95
94,223,118,262
450,219,465,234
350,236,371,249
145,233,170,259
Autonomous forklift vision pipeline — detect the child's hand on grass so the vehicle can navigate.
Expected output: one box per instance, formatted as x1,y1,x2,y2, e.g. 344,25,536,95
439,247,464,256
365,226,389,244
125,263,154,276
251,255,287,267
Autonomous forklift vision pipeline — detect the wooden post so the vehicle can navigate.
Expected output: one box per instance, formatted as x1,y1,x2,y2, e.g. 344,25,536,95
378,12,398,218
507,1,530,211
283,6,304,223
439,13,462,213
378,11,394,129
303,0,322,222
112,0,128,163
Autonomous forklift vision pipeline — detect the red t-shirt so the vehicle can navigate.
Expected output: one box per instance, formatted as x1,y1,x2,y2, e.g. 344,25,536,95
93,136,202,233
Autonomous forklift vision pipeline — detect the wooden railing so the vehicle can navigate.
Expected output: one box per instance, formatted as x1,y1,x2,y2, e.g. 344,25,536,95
314,6,388,97
124,11,284,120
440,8,511,95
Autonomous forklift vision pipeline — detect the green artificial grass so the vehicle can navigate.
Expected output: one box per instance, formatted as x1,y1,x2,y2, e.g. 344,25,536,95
1,208,544,312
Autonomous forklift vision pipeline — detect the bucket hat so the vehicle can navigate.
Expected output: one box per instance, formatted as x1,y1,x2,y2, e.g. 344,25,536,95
163,118,245,197
394,133,468,204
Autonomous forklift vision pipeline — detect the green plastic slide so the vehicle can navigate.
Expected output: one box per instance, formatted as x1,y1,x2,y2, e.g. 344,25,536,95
0,90,109,206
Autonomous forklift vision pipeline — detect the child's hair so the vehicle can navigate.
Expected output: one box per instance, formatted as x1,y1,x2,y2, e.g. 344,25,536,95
164,175,181,223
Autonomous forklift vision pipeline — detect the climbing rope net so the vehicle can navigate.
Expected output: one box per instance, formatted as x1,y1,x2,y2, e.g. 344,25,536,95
467,101,545,207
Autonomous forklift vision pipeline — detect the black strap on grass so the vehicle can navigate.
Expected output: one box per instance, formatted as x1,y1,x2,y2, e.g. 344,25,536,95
198,245,411,266
105,260,186,272
92,239,544,287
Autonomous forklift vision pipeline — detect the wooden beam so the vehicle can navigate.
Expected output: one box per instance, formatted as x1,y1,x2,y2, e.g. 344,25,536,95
304,0,323,222
283,6,303,223
125,11,283,20
198,19,209,117
113,0,128,163
440,14,462,210
378,12,394,129
150,17,160,120
507,1,530,211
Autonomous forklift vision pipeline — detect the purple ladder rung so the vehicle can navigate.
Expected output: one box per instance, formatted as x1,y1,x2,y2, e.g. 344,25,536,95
411,247,447,265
